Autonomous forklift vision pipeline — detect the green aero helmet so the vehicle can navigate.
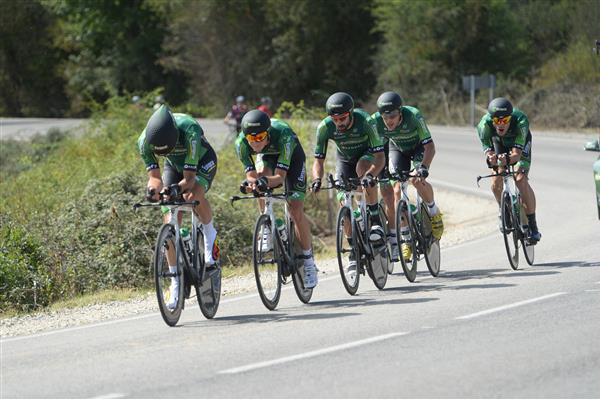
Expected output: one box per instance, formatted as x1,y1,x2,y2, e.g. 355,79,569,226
377,91,403,114
145,105,178,155
241,109,271,135
487,97,513,118
326,92,354,115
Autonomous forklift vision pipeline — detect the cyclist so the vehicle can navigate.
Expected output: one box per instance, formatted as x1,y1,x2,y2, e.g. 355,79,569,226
477,97,541,243
257,96,273,117
224,95,248,133
235,109,318,289
311,92,386,272
138,105,220,308
370,91,444,262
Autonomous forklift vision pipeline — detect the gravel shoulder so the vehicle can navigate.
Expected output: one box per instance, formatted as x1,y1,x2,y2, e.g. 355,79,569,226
1,187,497,338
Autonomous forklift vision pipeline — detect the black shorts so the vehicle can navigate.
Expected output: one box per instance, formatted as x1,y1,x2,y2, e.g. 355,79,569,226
388,140,425,175
163,145,217,192
258,144,307,200
335,152,376,181
487,130,532,172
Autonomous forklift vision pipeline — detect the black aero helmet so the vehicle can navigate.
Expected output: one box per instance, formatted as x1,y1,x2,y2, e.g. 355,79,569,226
488,97,513,118
145,104,178,155
241,109,271,135
377,91,403,114
326,92,354,115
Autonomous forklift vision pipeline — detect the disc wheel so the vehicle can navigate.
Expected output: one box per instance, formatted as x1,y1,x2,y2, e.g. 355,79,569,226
336,206,360,295
501,192,519,270
288,220,313,304
194,227,221,319
419,204,441,277
154,224,184,327
253,214,282,310
368,202,389,290
395,199,418,282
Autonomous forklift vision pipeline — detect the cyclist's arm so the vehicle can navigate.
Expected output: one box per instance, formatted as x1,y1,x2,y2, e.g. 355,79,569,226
180,125,206,192
235,136,256,173
147,169,162,200
510,113,528,164
422,141,435,169
313,158,325,181
366,117,385,176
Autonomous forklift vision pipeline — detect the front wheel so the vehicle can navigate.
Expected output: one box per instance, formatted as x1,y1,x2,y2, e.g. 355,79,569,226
396,199,418,282
336,206,360,295
253,214,282,310
154,224,184,327
194,227,221,319
368,202,389,290
501,192,519,270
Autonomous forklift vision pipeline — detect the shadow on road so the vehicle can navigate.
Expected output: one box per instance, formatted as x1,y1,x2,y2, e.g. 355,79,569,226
534,261,600,268
182,311,360,328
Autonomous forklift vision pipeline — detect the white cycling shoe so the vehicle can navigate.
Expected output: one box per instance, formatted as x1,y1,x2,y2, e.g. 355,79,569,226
303,260,318,289
166,278,179,310
260,228,273,252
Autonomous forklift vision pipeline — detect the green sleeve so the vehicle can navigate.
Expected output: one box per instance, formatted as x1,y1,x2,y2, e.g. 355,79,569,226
137,129,159,170
235,133,255,172
513,114,529,149
365,116,384,153
415,111,433,145
314,120,330,159
477,116,494,153
183,123,207,171
275,128,297,171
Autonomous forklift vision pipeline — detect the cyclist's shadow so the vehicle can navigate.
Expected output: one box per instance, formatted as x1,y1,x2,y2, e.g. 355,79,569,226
181,310,361,327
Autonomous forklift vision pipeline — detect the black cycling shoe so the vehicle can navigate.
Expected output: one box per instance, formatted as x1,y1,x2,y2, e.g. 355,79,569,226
528,230,541,244
369,224,385,244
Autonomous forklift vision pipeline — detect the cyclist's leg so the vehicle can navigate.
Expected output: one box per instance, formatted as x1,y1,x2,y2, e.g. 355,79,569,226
335,155,358,239
256,154,277,213
410,145,443,238
379,141,395,229
286,147,317,287
162,161,183,305
514,132,540,240
192,146,219,264
356,154,384,242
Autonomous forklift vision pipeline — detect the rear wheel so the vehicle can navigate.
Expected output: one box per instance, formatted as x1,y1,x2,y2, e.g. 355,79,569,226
368,202,389,290
501,192,519,270
396,199,418,282
288,220,313,304
336,206,360,295
253,214,281,310
419,204,441,277
518,203,535,265
154,224,184,327
194,227,221,319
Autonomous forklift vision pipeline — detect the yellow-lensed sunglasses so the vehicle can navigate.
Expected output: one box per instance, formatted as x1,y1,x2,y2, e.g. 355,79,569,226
245,131,268,143
492,115,512,125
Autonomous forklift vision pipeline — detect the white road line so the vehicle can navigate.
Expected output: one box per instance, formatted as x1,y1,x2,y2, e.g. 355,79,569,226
87,394,126,399
428,178,495,200
2,275,341,343
584,289,600,292
456,292,567,320
595,282,600,284
218,332,408,374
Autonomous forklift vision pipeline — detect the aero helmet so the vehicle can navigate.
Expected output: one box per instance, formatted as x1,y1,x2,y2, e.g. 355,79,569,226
241,109,271,135
376,91,403,114
145,105,178,155
326,92,354,115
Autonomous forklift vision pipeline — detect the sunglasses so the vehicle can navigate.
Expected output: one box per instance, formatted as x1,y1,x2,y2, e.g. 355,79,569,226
382,110,400,119
246,131,268,143
331,112,350,123
492,115,512,125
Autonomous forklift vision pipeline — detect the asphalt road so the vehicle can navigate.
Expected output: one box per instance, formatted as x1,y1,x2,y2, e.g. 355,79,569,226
2,122,599,399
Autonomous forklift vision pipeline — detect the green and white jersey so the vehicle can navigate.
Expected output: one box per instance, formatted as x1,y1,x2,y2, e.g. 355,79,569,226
314,109,384,160
137,113,210,172
370,106,432,152
235,118,299,173
477,108,529,153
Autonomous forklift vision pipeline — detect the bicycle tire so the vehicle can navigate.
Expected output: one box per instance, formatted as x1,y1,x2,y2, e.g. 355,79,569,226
396,199,418,282
288,220,313,304
368,203,389,290
154,224,184,326
253,214,282,310
419,204,441,277
336,206,360,295
194,227,221,319
501,192,519,270
518,203,535,265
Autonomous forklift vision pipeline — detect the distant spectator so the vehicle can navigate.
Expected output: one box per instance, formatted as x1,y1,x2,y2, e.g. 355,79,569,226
224,95,248,133
153,95,165,111
257,96,273,117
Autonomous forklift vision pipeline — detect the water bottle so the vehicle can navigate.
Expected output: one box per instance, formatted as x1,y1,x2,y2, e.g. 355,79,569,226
276,218,288,244
180,227,192,255
353,209,364,231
